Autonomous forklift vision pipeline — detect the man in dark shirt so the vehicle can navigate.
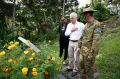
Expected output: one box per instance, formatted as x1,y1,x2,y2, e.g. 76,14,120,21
59,17,69,60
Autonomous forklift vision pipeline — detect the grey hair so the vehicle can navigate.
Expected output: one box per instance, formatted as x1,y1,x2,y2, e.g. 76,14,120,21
70,12,78,18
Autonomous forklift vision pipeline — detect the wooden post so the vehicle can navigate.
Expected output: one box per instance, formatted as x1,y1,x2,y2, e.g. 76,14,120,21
13,0,16,27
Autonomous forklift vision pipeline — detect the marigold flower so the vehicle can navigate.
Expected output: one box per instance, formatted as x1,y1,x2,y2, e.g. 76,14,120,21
32,68,37,72
22,67,28,75
0,51,5,56
32,71,38,76
51,57,55,61
8,58,13,63
31,53,35,57
45,60,49,64
14,42,19,45
24,50,29,54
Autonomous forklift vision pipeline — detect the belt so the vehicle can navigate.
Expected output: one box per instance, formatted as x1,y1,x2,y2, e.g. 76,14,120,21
70,40,78,42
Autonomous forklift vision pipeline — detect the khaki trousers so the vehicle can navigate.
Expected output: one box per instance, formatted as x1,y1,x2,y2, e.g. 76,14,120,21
68,41,80,72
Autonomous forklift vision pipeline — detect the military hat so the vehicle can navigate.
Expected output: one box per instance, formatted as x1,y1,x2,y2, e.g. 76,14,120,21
82,7,97,13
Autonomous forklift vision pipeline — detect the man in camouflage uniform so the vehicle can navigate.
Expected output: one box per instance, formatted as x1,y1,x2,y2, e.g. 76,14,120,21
79,7,101,79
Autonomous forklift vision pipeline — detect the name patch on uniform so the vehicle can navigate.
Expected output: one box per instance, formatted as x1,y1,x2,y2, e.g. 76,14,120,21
95,28,101,33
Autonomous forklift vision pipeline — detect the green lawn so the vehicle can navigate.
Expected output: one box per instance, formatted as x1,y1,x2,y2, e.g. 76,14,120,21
96,27,120,79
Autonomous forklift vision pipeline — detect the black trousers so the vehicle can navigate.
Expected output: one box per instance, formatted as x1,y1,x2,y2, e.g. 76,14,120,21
59,38,69,60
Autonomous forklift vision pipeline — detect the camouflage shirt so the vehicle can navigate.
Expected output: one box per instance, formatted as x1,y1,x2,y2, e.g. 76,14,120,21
79,19,101,54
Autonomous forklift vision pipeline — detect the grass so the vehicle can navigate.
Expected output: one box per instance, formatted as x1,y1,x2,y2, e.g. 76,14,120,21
38,40,59,59
96,26,120,79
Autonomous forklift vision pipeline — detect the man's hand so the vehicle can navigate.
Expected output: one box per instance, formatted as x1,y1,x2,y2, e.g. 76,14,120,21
71,27,78,32
74,46,80,52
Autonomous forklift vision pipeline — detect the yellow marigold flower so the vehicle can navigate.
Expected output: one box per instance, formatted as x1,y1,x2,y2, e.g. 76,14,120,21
22,67,28,75
8,46,13,50
28,57,33,61
23,72,27,76
46,56,51,60
8,44,16,50
32,71,38,76
22,67,28,72
24,50,29,54
51,57,55,61
14,42,19,45
45,60,49,64
0,51,5,56
9,41,14,45
8,58,13,63
11,44,16,48
31,53,35,57
32,68,37,72
29,48,33,51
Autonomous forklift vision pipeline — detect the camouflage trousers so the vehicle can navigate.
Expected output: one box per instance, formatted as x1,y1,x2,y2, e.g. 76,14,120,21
81,46,99,79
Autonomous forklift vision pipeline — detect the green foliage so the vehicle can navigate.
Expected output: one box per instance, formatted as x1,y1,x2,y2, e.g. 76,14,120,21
94,3,111,21
96,27,120,79
0,0,13,17
30,26,59,42
113,0,120,4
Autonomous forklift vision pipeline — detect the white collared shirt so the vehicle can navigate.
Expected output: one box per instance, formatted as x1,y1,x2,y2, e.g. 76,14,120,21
65,21,85,40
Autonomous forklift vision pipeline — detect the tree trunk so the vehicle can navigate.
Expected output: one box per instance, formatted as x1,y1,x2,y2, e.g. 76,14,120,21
62,0,65,16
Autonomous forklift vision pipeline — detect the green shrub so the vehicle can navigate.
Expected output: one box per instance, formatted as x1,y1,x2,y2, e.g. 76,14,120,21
94,3,111,21
0,40,62,79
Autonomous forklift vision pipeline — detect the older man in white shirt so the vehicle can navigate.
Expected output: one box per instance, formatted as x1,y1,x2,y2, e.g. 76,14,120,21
65,12,85,77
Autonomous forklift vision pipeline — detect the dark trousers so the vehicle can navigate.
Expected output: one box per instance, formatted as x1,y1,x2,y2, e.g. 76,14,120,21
59,38,69,60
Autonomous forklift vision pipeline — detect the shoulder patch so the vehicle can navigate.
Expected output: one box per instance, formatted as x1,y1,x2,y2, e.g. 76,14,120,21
95,27,101,33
